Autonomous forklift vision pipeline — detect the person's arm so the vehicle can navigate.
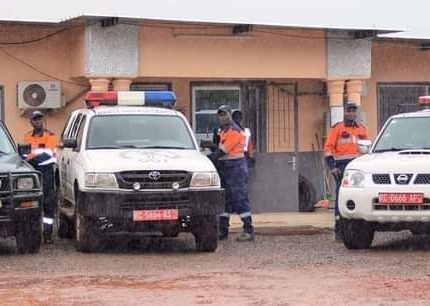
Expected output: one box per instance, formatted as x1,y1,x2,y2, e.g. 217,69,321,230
323,125,340,176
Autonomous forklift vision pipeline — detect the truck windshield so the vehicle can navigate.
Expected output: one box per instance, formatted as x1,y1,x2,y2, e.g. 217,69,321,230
86,114,196,150
373,117,430,152
0,126,16,154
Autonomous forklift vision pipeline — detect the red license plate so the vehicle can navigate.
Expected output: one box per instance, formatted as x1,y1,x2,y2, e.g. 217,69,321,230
133,209,179,221
378,193,424,204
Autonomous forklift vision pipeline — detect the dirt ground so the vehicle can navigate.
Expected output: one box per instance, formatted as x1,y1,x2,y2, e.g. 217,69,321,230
1,228,430,305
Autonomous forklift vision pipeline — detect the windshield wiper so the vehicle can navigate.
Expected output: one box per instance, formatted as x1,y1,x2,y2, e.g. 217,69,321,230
373,147,407,153
88,145,126,150
140,145,189,150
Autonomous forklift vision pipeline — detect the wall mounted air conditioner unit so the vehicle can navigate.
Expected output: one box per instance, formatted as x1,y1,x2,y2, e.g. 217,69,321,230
17,81,63,109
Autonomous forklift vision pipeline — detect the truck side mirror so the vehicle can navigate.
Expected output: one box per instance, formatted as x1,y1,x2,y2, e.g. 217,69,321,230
63,138,78,149
358,139,372,154
17,143,31,155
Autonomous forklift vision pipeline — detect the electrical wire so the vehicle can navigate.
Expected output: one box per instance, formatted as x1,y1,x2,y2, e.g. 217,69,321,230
0,45,89,87
0,28,69,45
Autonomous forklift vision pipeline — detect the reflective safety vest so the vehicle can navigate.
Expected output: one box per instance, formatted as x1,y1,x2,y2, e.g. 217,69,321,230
324,121,369,161
219,122,246,160
24,129,59,166
243,127,255,159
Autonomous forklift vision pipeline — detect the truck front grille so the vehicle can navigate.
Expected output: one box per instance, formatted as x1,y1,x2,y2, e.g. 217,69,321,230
0,176,10,192
372,174,430,185
116,171,191,190
372,174,391,184
120,193,191,210
414,174,430,184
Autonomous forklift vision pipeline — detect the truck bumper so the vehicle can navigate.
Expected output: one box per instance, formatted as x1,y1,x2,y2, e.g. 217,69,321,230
77,189,224,233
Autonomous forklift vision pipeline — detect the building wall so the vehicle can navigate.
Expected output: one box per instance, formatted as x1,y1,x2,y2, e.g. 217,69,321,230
68,26,86,78
139,25,326,79
85,23,138,76
363,41,430,138
0,24,89,142
326,31,371,80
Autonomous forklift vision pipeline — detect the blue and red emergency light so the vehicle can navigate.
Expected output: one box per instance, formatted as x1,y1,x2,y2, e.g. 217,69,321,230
85,91,177,108
419,96,430,104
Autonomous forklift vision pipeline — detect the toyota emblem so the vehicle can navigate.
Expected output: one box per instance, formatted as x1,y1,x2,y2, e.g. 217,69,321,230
148,171,161,181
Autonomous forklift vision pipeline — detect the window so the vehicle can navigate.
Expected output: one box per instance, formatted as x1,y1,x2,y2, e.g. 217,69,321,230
75,116,86,151
0,124,17,154
192,86,240,138
69,114,83,139
86,115,195,150
374,117,430,152
130,83,172,91
0,86,3,120
377,84,430,129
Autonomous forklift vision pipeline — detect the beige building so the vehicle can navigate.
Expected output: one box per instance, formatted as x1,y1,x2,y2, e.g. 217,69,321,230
1,14,429,212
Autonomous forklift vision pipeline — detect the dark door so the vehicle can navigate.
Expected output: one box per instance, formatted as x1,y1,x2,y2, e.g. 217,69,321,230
247,83,299,212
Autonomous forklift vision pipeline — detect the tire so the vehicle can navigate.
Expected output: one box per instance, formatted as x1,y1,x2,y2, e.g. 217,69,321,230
15,213,43,254
299,175,316,212
193,215,219,252
74,190,102,252
58,212,75,239
339,218,374,250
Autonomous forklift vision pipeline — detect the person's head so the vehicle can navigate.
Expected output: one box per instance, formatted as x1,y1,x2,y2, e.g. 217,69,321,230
344,101,358,123
232,109,243,125
217,105,232,127
30,110,44,131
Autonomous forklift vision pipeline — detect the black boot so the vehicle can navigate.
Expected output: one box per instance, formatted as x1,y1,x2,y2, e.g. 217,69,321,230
43,225,53,244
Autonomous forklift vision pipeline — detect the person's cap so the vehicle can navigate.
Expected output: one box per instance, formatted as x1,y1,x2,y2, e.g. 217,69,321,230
217,105,232,114
30,110,44,120
345,102,358,111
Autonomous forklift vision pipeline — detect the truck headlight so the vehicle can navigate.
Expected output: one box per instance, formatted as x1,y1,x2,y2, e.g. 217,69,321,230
17,177,34,190
190,172,220,188
342,170,365,188
84,173,118,188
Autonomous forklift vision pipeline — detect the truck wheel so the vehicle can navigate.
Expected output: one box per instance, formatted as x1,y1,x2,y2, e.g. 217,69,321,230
75,211,102,252
339,218,374,250
299,175,316,212
58,212,75,239
193,215,219,252
15,214,43,254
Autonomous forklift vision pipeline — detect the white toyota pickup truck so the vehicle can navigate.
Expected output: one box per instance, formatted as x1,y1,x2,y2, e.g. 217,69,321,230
57,91,223,252
339,102,430,249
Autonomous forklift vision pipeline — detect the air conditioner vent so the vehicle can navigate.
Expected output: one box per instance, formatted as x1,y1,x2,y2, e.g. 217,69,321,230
18,81,63,109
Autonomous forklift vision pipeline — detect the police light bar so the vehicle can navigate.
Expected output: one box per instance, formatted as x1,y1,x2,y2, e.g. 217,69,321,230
85,91,177,108
419,96,430,104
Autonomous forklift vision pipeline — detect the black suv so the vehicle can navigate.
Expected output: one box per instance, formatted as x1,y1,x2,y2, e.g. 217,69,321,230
0,121,43,254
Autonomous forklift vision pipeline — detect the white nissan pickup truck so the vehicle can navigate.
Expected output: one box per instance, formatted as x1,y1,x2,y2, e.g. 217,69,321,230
57,91,223,252
339,99,430,249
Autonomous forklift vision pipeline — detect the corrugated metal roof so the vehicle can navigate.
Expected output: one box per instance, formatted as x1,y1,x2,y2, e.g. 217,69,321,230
3,0,428,38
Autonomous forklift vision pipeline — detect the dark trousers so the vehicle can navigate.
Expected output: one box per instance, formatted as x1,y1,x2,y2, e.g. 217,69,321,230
333,159,352,237
35,164,56,231
217,158,253,235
